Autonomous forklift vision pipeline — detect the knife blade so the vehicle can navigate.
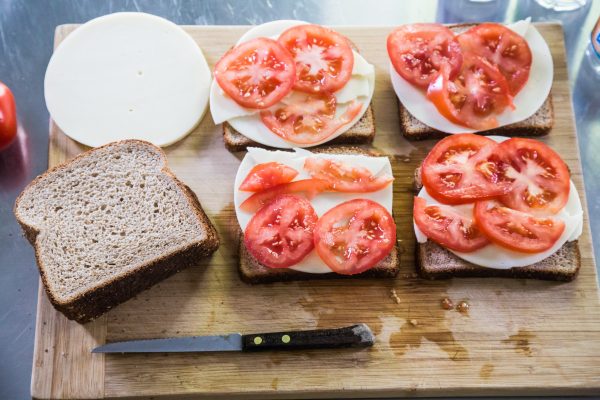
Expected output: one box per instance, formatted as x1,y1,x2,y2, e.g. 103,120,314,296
92,323,374,354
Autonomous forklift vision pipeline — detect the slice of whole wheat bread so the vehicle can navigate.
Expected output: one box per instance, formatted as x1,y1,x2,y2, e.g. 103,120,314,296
398,23,555,141
223,104,376,152
238,146,400,284
14,140,219,323
413,166,580,281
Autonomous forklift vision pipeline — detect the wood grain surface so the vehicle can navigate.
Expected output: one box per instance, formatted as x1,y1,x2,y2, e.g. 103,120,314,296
31,23,600,399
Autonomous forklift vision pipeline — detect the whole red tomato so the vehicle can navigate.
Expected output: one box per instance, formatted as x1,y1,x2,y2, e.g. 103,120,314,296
0,81,17,151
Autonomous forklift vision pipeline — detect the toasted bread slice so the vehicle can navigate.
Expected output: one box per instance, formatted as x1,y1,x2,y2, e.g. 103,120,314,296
237,146,400,284
14,140,219,323
398,23,555,141
223,104,376,152
413,166,580,282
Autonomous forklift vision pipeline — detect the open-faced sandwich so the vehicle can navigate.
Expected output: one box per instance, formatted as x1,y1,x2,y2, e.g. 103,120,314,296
210,20,376,151
234,147,399,283
387,20,554,139
413,133,583,281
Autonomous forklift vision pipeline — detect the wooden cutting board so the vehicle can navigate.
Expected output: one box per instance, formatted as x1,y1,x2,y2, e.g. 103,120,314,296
31,23,600,399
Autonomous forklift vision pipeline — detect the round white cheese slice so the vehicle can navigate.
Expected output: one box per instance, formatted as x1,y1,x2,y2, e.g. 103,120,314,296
234,147,394,273
45,12,211,147
390,19,553,134
413,136,584,270
210,20,375,149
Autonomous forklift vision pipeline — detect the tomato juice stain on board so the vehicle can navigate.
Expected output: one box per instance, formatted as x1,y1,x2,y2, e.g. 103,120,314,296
297,285,384,334
268,354,283,367
502,329,536,357
387,280,469,361
390,313,469,360
207,309,216,327
480,363,495,379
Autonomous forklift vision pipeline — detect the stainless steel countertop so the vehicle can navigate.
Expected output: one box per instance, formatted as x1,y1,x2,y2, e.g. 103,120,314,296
1,1,598,398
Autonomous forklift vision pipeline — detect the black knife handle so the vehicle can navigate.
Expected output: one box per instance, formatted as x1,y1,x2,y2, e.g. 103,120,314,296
241,323,374,352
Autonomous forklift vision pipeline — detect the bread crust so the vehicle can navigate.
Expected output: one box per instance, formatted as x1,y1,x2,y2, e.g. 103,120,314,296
399,96,554,141
239,231,400,284
14,140,219,323
222,104,376,152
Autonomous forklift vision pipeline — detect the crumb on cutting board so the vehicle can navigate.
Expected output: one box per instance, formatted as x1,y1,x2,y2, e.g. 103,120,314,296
390,288,401,304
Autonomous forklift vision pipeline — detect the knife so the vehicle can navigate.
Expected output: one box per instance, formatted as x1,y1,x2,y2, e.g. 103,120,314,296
92,323,374,353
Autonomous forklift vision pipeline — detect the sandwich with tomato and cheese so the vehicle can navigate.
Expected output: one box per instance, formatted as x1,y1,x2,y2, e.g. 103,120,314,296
210,20,376,152
413,133,583,281
233,146,399,283
387,20,554,139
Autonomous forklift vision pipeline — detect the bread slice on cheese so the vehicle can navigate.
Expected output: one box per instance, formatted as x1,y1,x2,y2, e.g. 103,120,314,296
398,23,555,141
14,140,219,323
413,166,580,282
237,146,399,284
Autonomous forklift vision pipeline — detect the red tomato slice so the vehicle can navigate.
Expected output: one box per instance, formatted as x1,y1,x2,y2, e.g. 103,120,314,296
260,92,362,145
474,200,565,253
421,134,512,204
413,197,489,252
0,81,17,151
458,23,532,96
278,24,354,94
427,55,513,130
498,138,570,215
244,194,318,268
240,179,330,213
304,157,393,192
387,23,463,88
214,38,296,109
313,199,396,275
239,162,299,192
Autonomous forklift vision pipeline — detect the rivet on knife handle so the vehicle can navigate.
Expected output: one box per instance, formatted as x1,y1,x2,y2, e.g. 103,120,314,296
241,324,374,351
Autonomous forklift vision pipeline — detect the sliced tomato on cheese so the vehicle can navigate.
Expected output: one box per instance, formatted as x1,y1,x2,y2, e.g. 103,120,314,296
474,200,565,253
304,157,393,192
214,38,296,109
421,134,512,204
260,92,362,145
239,162,299,192
498,138,570,215
457,23,532,96
244,194,318,268
278,24,354,94
387,23,463,88
313,199,396,275
413,197,489,252
239,178,330,213
427,55,513,130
